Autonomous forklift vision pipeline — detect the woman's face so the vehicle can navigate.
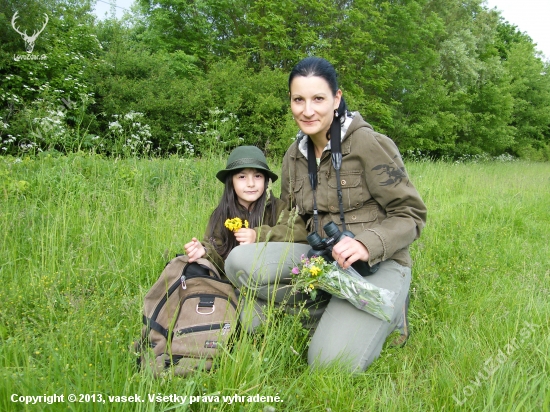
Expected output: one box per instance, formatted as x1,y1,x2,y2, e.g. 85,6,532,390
232,168,265,209
290,75,342,143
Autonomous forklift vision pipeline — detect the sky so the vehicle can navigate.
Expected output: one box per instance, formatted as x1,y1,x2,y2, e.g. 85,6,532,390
92,0,550,60
92,0,135,20
485,0,550,60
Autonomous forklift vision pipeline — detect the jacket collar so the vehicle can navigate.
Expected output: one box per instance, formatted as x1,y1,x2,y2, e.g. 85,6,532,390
296,111,356,159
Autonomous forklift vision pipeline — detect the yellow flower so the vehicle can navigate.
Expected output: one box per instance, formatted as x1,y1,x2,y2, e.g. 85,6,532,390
309,284,314,290
224,217,249,232
309,265,321,276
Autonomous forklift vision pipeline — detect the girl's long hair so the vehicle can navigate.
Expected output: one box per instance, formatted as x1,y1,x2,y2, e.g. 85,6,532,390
207,170,276,260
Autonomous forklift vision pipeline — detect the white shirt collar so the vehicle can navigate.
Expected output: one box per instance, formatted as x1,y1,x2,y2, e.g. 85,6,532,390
297,112,355,159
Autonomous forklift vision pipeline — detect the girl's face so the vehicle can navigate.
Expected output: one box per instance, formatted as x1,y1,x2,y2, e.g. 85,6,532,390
232,168,265,209
290,75,342,143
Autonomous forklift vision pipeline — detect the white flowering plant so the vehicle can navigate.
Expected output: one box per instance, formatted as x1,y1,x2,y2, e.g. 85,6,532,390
107,111,153,157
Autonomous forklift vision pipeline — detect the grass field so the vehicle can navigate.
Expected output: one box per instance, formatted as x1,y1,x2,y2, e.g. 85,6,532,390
1,153,548,411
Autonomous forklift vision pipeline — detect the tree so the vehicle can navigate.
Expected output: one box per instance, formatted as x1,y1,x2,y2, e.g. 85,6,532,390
1,0,102,153
505,41,550,159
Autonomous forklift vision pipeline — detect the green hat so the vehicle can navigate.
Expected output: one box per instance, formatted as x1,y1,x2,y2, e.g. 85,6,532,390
216,146,278,183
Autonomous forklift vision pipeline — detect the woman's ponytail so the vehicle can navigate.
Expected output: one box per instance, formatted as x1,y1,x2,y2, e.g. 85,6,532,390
328,96,347,141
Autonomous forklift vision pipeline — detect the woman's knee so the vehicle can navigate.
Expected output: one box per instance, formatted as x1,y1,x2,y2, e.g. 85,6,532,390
307,261,412,372
225,242,310,286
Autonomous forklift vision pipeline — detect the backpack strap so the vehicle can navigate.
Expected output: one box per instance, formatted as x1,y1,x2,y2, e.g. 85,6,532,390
142,274,181,339
143,314,169,339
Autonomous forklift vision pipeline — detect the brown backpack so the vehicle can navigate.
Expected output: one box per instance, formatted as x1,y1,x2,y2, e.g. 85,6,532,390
135,255,238,376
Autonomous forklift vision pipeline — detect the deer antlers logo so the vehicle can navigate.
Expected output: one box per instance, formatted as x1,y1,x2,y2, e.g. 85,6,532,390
11,12,49,54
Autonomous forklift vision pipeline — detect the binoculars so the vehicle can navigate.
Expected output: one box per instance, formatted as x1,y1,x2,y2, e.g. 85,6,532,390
306,221,379,276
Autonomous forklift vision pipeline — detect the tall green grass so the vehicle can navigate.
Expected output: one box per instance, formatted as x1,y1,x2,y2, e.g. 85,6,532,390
1,154,548,411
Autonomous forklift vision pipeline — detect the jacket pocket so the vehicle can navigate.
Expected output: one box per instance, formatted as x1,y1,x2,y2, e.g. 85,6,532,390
327,171,366,212
290,177,310,213
330,204,378,235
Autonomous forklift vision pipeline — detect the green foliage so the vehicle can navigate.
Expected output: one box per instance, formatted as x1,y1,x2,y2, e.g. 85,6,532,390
504,42,550,159
102,111,153,157
94,49,291,156
1,0,549,160
0,0,101,154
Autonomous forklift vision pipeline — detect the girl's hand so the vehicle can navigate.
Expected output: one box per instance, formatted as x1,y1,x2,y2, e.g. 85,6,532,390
234,228,257,245
332,236,370,269
184,237,206,263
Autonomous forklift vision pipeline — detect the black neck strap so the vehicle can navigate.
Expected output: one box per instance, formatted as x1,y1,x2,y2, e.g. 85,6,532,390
331,102,347,231
307,139,319,233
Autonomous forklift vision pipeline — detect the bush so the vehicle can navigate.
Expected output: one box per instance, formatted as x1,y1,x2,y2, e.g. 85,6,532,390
94,55,293,157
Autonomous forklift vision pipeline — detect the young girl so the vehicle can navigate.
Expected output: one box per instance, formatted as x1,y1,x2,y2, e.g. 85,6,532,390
184,146,306,274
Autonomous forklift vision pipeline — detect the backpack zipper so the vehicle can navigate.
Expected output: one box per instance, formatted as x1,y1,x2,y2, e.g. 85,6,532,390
180,270,233,290
174,321,231,337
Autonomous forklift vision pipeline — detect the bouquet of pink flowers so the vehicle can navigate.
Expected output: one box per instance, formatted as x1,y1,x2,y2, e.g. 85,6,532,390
291,255,395,322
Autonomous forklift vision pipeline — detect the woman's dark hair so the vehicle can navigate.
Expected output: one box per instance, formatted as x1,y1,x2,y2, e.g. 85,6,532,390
288,56,339,95
207,170,276,260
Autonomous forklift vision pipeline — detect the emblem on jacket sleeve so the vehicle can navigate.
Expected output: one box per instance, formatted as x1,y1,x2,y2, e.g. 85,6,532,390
372,157,409,187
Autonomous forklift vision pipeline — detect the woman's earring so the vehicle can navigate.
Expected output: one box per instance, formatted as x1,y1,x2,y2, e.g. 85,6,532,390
334,109,339,118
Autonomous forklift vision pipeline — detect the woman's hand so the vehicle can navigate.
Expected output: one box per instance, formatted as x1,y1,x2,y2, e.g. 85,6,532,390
234,228,257,245
184,237,206,263
331,236,370,269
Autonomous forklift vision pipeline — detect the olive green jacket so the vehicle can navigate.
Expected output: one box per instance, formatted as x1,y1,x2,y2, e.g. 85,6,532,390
201,197,307,274
281,112,427,268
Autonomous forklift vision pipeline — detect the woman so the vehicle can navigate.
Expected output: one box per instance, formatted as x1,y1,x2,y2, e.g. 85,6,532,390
225,57,427,372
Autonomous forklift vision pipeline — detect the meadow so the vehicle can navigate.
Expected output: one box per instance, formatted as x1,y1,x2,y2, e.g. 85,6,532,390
0,153,548,411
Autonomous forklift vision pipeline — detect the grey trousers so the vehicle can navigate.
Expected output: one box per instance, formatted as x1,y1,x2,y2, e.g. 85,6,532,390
225,242,411,373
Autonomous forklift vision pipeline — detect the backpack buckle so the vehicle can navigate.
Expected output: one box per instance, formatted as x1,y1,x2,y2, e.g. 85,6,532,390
196,305,215,315
197,296,215,315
